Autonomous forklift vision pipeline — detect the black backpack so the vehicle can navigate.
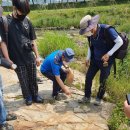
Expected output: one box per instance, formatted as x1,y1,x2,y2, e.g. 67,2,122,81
104,25,129,60
105,25,129,77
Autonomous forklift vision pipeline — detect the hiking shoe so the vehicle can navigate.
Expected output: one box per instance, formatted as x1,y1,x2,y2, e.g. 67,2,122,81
78,97,91,104
6,113,17,121
25,100,32,106
33,95,44,103
53,93,67,101
25,96,32,106
0,123,14,130
94,98,101,106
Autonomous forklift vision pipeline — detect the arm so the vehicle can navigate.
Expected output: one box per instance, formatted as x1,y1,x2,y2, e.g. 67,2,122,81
85,46,91,67
102,28,123,62
28,19,41,66
31,40,41,66
102,36,123,62
107,36,123,56
86,46,91,60
55,75,71,95
31,40,39,58
124,100,130,118
1,42,13,64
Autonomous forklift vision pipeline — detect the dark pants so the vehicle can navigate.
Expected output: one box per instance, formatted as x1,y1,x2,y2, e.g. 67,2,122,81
42,69,67,97
15,62,38,100
85,59,113,99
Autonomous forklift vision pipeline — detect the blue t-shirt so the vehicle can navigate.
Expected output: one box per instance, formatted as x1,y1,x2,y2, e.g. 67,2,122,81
40,50,63,76
89,24,118,61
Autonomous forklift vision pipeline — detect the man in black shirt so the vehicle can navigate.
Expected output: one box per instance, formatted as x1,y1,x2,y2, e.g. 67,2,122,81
0,0,43,105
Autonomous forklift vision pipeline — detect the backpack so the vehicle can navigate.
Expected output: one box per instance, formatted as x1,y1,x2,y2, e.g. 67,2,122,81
105,25,129,77
104,25,129,60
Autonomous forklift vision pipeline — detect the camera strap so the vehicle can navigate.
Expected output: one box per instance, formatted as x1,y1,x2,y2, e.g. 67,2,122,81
22,17,30,39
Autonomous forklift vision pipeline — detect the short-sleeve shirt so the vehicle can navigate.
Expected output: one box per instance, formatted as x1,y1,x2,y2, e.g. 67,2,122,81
40,50,63,76
0,15,36,65
89,24,118,62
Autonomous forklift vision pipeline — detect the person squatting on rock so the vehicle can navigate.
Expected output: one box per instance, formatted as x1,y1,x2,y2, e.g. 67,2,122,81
40,48,75,100
79,14,123,105
0,0,43,106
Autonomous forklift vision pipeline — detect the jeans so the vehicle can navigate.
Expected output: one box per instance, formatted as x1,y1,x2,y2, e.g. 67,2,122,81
85,59,113,99
42,69,67,96
0,74,6,125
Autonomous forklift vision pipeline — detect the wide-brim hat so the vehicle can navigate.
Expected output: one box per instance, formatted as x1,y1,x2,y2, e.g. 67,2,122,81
79,14,100,35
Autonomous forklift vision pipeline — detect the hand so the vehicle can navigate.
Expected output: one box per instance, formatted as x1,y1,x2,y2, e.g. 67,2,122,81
124,100,130,118
63,86,71,95
7,59,14,70
86,59,90,67
11,64,17,70
36,57,42,67
8,59,13,65
102,54,110,62
64,68,70,73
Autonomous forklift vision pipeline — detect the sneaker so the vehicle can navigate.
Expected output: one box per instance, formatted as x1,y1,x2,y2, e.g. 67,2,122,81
6,113,17,121
25,96,32,106
94,98,101,106
78,97,91,104
53,93,67,101
33,95,44,103
25,100,32,106
0,123,14,130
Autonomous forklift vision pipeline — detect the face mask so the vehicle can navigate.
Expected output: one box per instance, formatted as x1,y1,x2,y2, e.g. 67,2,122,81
15,10,26,21
16,13,26,21
84,31,93,37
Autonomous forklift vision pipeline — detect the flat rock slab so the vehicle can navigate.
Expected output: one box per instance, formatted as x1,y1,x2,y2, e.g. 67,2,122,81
0,67,115,130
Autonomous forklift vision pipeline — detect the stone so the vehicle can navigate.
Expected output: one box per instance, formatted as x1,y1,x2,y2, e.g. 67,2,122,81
0,67,115,130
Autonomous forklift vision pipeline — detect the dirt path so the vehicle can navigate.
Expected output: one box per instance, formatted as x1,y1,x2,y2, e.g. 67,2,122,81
0,67,115,130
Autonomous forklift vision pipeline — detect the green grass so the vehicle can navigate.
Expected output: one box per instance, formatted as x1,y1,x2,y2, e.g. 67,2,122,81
4,4,130,33
108,102,129,130
37,31,87,58
26,4,130,34
104,55,130,129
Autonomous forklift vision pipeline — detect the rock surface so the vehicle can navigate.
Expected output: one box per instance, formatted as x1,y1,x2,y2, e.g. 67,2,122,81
0,67,115,130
